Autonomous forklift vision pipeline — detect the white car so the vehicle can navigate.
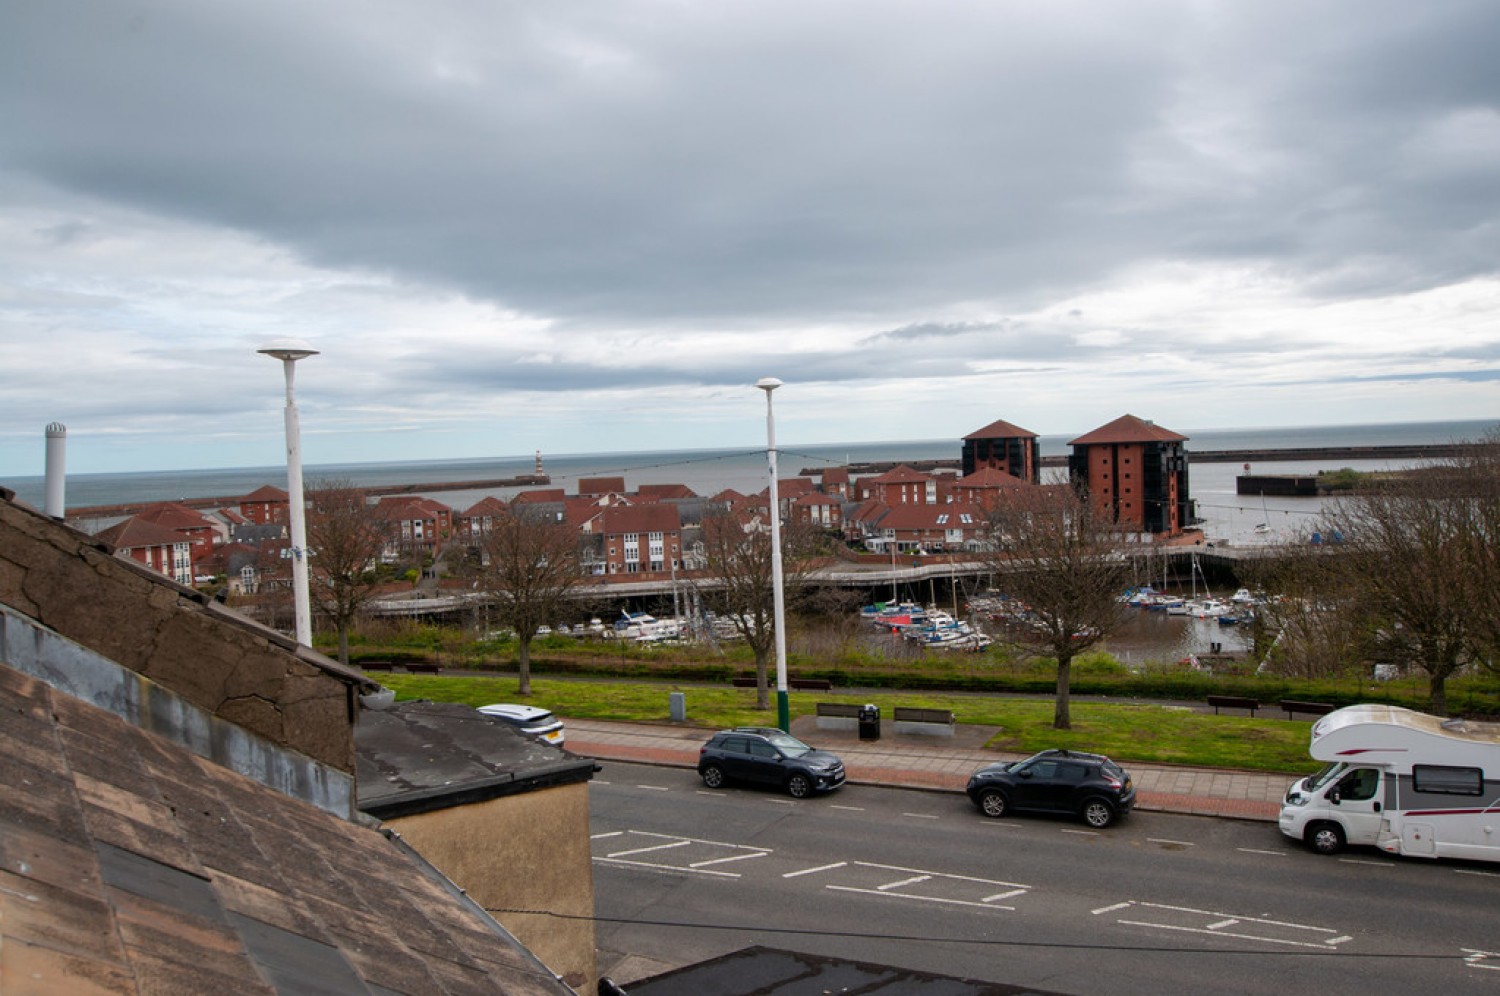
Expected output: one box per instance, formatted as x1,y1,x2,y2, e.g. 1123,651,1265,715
477,703,566,746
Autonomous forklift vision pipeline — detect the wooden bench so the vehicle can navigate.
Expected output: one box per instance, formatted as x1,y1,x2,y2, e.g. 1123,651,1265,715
892,706,956,737
1206,694,1260,716
1279,699,1336,720
359,661,395,671
401,662,442,674
815,701,861,732
731,676,758,688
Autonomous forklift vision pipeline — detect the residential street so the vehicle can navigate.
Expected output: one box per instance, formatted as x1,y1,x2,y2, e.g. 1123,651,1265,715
590,761,1500,995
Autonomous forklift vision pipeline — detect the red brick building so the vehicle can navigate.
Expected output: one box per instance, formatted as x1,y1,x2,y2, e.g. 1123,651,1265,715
583,504,684,576
1068,414,1190,536
239,484,289,524
961,418,1041,484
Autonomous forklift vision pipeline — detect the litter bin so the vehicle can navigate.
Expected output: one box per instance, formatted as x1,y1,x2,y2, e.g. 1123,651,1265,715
858,703,881,741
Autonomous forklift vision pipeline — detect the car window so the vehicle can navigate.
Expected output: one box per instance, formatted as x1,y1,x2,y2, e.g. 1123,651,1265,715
1027,760,1058,779
749,740,779,759
1057,763,1087,783
761,731,811,757
720,736,750,755
1338,768,1380,801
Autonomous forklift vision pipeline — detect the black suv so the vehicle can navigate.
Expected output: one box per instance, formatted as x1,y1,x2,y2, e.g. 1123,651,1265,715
698,727,846,798
966,749,1134,828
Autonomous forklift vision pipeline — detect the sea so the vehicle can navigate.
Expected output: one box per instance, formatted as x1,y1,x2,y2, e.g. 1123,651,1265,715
6,419,1495,548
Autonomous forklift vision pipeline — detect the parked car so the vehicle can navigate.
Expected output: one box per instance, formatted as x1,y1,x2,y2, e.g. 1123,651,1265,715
966,749,1134,828
478,703,566,746
698,727,846,798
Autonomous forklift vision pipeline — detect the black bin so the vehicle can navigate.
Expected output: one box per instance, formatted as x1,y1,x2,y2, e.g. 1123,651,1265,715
858,703,881,741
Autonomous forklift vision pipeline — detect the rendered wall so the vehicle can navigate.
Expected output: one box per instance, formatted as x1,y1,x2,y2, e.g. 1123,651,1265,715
385,782,598,993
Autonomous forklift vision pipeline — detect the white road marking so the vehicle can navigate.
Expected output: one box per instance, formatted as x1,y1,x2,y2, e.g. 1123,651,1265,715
878,875,932,891
853,861,1030,889
1236,848,1287,856
1061,829,1099,836
1099,900,1351,950
608,839,692,859
783,861,847,879
636,785,670,792
690,852,767,868
1115,919,1349,950
1455,868,1500,878
825,886,1015,911
593,780,611,786
982,889,1027,903
592,856,742,878
590,831,625,840
1463,948,1500,971
1337,858,1390,867
830,805,865,812
902,813,939,820
1148,838,1195,847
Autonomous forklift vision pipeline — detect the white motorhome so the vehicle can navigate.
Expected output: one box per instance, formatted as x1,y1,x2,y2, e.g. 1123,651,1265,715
1279,704,1500,861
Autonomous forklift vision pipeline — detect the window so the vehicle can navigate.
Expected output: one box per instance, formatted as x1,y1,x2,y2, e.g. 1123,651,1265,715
1412,764,1484,796
1336,768,1380,801
936,514,949,524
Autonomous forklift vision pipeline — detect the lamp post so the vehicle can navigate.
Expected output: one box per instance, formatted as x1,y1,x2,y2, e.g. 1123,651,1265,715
756,376,790,733
259,338,319,647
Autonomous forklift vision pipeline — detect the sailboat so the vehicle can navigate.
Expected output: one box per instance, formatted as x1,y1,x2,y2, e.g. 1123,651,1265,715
1252,490,1275,536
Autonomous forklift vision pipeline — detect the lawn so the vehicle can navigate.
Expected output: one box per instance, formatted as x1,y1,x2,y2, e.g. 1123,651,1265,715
375,673,1314,774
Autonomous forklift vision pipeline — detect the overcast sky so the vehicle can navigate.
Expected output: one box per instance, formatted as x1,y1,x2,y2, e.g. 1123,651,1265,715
3,1,1498,477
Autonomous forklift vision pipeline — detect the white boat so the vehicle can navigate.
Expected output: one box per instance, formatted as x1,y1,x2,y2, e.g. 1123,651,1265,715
1191,598,1229,618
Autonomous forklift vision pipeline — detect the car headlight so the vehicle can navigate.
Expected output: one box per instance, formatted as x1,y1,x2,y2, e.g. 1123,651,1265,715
1283,792,1308,807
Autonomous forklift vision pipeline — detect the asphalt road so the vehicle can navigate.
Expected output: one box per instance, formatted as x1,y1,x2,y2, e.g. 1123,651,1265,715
589,761,1500,995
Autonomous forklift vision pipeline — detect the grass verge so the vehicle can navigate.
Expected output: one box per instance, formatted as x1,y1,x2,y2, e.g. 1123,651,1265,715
375,673,1313,774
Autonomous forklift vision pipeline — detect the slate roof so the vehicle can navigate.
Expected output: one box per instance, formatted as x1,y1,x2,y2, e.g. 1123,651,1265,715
1069,413,1188,446
0,663,571,995
355,701,597,820
624,945,1065,995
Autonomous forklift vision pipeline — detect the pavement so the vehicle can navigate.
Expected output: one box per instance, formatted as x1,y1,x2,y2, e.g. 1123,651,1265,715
564,715,1288,822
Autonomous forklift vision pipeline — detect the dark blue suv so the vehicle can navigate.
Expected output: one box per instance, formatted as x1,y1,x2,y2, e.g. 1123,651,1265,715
698,727,846,798
967,749,1134,828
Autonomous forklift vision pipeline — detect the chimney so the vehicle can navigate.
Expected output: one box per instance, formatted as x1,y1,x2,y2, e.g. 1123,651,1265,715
44,422,66,519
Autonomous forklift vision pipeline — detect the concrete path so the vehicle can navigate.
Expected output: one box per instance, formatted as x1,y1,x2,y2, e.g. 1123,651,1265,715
564,717,1288,822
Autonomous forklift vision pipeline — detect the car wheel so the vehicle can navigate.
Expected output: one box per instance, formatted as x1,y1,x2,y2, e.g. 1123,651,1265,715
977,788,1008,818
1307,822,1345,855
1081,798,1116,829
701,764,726,789
786,773,812,799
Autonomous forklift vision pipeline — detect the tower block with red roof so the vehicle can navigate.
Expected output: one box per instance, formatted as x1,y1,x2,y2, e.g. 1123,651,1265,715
1068,414,1190,537
961,418,1041,484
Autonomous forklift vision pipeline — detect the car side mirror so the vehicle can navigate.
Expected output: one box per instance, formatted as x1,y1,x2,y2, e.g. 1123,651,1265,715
1327,789,1341,805
1018,769,1032,779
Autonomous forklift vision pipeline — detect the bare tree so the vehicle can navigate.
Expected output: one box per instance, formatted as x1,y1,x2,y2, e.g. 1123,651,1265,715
473,503,594,696
1318,452,1495,714
692,507,824,710
980,484,1135,730
1451,433,1500,669
1243,544,1374,679
306,479,392,665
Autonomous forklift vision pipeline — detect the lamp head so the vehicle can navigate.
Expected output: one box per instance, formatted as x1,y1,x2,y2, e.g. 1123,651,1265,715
258,338,320,362
756,377,783,393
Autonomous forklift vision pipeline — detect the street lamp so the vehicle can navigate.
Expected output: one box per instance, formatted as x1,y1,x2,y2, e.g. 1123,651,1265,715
756,376,790,733
259,338,319,647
